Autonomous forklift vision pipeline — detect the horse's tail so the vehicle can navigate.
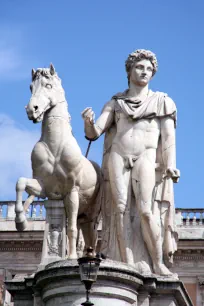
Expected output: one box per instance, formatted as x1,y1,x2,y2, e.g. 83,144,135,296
88,160,103,227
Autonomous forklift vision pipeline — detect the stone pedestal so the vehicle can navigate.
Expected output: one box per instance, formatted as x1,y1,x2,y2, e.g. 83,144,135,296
6,259,193,306
39,200,67,268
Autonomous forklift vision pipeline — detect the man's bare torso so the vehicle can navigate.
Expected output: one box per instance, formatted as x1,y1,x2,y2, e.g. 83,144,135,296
111,109,160,164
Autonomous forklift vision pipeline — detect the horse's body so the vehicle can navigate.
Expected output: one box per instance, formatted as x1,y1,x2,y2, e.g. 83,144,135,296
15,65,101,258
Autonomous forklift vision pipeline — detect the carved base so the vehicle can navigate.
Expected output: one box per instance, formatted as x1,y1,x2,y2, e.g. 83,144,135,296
5,259,193,306
39,200,67,268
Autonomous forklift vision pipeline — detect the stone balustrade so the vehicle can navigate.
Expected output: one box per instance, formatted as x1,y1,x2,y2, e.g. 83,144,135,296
176,208,204,226
0,202,203,228
0,201,45,220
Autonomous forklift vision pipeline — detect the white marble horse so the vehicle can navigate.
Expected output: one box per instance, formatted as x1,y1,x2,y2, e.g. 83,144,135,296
15,64,101,259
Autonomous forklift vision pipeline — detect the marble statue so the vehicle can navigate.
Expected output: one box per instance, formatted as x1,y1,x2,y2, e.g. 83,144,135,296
82,49,180,276
15,64,101,259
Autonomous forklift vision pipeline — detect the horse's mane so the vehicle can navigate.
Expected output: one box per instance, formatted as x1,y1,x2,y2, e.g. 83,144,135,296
32,68,61,82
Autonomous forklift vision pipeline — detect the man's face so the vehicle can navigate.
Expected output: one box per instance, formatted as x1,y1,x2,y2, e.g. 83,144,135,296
130,59,153,86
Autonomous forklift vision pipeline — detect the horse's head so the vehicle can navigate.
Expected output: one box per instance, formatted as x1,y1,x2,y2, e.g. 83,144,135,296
26,64,65,123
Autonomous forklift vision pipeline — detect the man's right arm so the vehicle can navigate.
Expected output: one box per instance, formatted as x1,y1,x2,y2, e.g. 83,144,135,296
81,100,115,140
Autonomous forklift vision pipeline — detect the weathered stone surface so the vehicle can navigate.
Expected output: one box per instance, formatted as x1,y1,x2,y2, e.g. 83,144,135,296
5,277,34,306
82,49,180,277
39,200,66,268
6,260,193,306
15,64,101,260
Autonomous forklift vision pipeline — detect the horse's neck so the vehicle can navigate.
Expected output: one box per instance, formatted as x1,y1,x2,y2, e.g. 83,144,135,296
41,102,73,155
46,101,70,121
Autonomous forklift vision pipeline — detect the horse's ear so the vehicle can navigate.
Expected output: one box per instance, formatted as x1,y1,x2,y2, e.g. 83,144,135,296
50,63,55,75
31,68,36,80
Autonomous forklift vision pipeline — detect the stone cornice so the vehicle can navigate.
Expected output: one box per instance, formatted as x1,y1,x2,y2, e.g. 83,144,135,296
0,240,42,252
0,231,44,241
174,249,204,261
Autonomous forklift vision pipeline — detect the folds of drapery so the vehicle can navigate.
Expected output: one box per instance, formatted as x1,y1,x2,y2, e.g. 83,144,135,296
99,91,178,270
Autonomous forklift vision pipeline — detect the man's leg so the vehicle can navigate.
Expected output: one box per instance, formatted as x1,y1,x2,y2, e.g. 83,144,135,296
132,156,172,275
108,151,130,263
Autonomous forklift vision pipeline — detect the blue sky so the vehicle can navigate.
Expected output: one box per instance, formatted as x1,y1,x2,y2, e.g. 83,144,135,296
0,0,203,208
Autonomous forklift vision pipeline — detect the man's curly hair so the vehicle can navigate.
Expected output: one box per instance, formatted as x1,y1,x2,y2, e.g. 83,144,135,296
125,49,158,86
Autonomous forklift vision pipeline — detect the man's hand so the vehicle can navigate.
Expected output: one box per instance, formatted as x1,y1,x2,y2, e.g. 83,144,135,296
166,168,180,183
81,107,95,125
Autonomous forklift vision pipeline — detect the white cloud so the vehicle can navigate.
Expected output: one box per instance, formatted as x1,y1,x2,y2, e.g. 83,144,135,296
0,114,40,199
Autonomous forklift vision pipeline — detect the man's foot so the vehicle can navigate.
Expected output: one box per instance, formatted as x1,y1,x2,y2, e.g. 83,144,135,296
153,263,174,276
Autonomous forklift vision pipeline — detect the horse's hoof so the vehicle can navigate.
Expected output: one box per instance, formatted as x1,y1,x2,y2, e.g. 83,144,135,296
135,261,151,275
15,220,28,231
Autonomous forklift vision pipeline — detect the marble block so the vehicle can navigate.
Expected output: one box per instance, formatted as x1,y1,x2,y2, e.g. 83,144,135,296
5,259,193,306
39,200,67,268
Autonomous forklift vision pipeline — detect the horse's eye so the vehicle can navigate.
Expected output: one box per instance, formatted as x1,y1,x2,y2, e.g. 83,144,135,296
30,85,33,93
46,84,52,89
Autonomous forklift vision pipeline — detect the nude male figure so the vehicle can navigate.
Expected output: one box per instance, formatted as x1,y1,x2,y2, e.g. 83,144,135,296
82,49,180,275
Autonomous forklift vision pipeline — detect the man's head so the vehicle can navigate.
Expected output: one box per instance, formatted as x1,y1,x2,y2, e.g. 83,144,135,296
125,49,158,87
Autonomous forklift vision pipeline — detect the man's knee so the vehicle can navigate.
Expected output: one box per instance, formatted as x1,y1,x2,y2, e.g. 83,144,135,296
140,207,152,222
116,200,127,214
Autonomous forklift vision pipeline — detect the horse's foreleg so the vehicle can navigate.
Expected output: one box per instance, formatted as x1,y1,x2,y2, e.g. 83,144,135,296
15,177,45,231
80,220,98,255
24,195,35,212
16,177,27,231
64,188,79,259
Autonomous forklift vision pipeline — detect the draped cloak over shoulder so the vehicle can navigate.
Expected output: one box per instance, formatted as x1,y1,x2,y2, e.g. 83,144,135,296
113,90,177,124
102,89,177,156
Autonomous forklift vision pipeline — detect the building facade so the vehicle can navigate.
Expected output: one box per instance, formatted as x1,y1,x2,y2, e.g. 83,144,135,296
0,201,203,306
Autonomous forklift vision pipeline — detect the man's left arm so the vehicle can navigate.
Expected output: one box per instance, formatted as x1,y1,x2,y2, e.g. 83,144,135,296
161,116,180,183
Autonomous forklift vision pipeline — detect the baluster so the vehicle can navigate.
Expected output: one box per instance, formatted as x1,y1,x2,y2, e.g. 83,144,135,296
181,213,184,226
192,212,197,226
32,205,37,218
0,205,3,218
39,203,43,219
7,202,15,219
26,206,30,218
200,212,204,226
186,211,190,226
